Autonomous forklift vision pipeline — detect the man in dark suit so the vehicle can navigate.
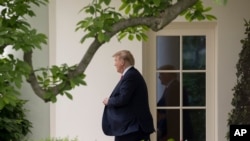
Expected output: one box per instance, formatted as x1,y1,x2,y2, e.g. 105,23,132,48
157,65,180,141
157,65,193,141
102,50,155,141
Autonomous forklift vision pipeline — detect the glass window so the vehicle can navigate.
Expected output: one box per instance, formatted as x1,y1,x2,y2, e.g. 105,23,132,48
143,22,216,141
156,35,206,141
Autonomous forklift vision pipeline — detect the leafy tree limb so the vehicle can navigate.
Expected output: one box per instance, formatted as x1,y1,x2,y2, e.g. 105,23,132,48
1,0,216,104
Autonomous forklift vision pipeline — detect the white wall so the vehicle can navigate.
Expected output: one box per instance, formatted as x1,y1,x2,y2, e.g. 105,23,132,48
20,3,50,140
201,1,250,141
23,0,250,141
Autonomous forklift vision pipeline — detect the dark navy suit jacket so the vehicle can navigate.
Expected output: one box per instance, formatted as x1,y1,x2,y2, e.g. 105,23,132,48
102,67,155,136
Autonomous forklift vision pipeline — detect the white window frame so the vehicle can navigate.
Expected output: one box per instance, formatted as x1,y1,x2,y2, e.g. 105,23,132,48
142,22,217,141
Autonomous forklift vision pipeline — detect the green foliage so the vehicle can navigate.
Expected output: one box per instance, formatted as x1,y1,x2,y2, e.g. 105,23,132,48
117,26,149,42
180,0,216,21
77,0,215,43
36,64,86,102
0,55,31,109
0,99,32,141
76,0,122,43
0,0,48,108
1,0,216,104
1,0,87,104
227,19,250,140
0,2,51,139
76,0,170,42
0,0,48,52
118,0,172,17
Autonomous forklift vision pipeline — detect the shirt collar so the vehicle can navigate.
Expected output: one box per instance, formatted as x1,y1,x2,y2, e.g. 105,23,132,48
122,66,133,76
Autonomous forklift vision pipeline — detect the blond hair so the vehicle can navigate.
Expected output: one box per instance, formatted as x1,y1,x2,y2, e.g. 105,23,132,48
112,50,135,66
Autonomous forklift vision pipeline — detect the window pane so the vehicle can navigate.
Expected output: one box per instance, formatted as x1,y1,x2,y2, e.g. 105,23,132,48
157,36,180,70
157,109,180,141
183,110,206,141
182,36,206,70
183,73,206,106
155,31,209,141
157,72,180,106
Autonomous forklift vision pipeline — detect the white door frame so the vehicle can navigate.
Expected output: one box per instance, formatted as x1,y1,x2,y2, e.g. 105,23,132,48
142,22,217,141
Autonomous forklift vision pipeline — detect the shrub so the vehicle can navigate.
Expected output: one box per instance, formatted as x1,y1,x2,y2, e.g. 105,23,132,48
0,99,32,141
227,19,250,139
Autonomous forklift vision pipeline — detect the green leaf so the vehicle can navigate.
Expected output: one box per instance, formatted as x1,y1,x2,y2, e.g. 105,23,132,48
103,0,111,5
70,80,76,88
65,92,73,100
97,32,105,42
119,3,128,11
153,0,161,6
140,33,148,41
125,4,131,14
14,75,23,88
0,38,5,46
37,75,44,82
88,6,95,14
206,14,217,21
3,97,10,104
50,96,57,103
136,34,141,41
44,79,51,87
50,65,60,75
128,34,134,40
185,12,192,21
0,99,5,110
44,92,52,100
203,7,212,12
118,32,127,41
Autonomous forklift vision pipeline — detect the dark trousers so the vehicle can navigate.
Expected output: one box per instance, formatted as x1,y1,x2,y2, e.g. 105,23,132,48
114,131,150,141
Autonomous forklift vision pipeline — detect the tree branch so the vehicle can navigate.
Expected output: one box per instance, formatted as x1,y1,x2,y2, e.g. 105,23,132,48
24,51,46,99
25,0,198,101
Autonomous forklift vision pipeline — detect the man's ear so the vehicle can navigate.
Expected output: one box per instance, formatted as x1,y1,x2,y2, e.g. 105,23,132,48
120,60,125,66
